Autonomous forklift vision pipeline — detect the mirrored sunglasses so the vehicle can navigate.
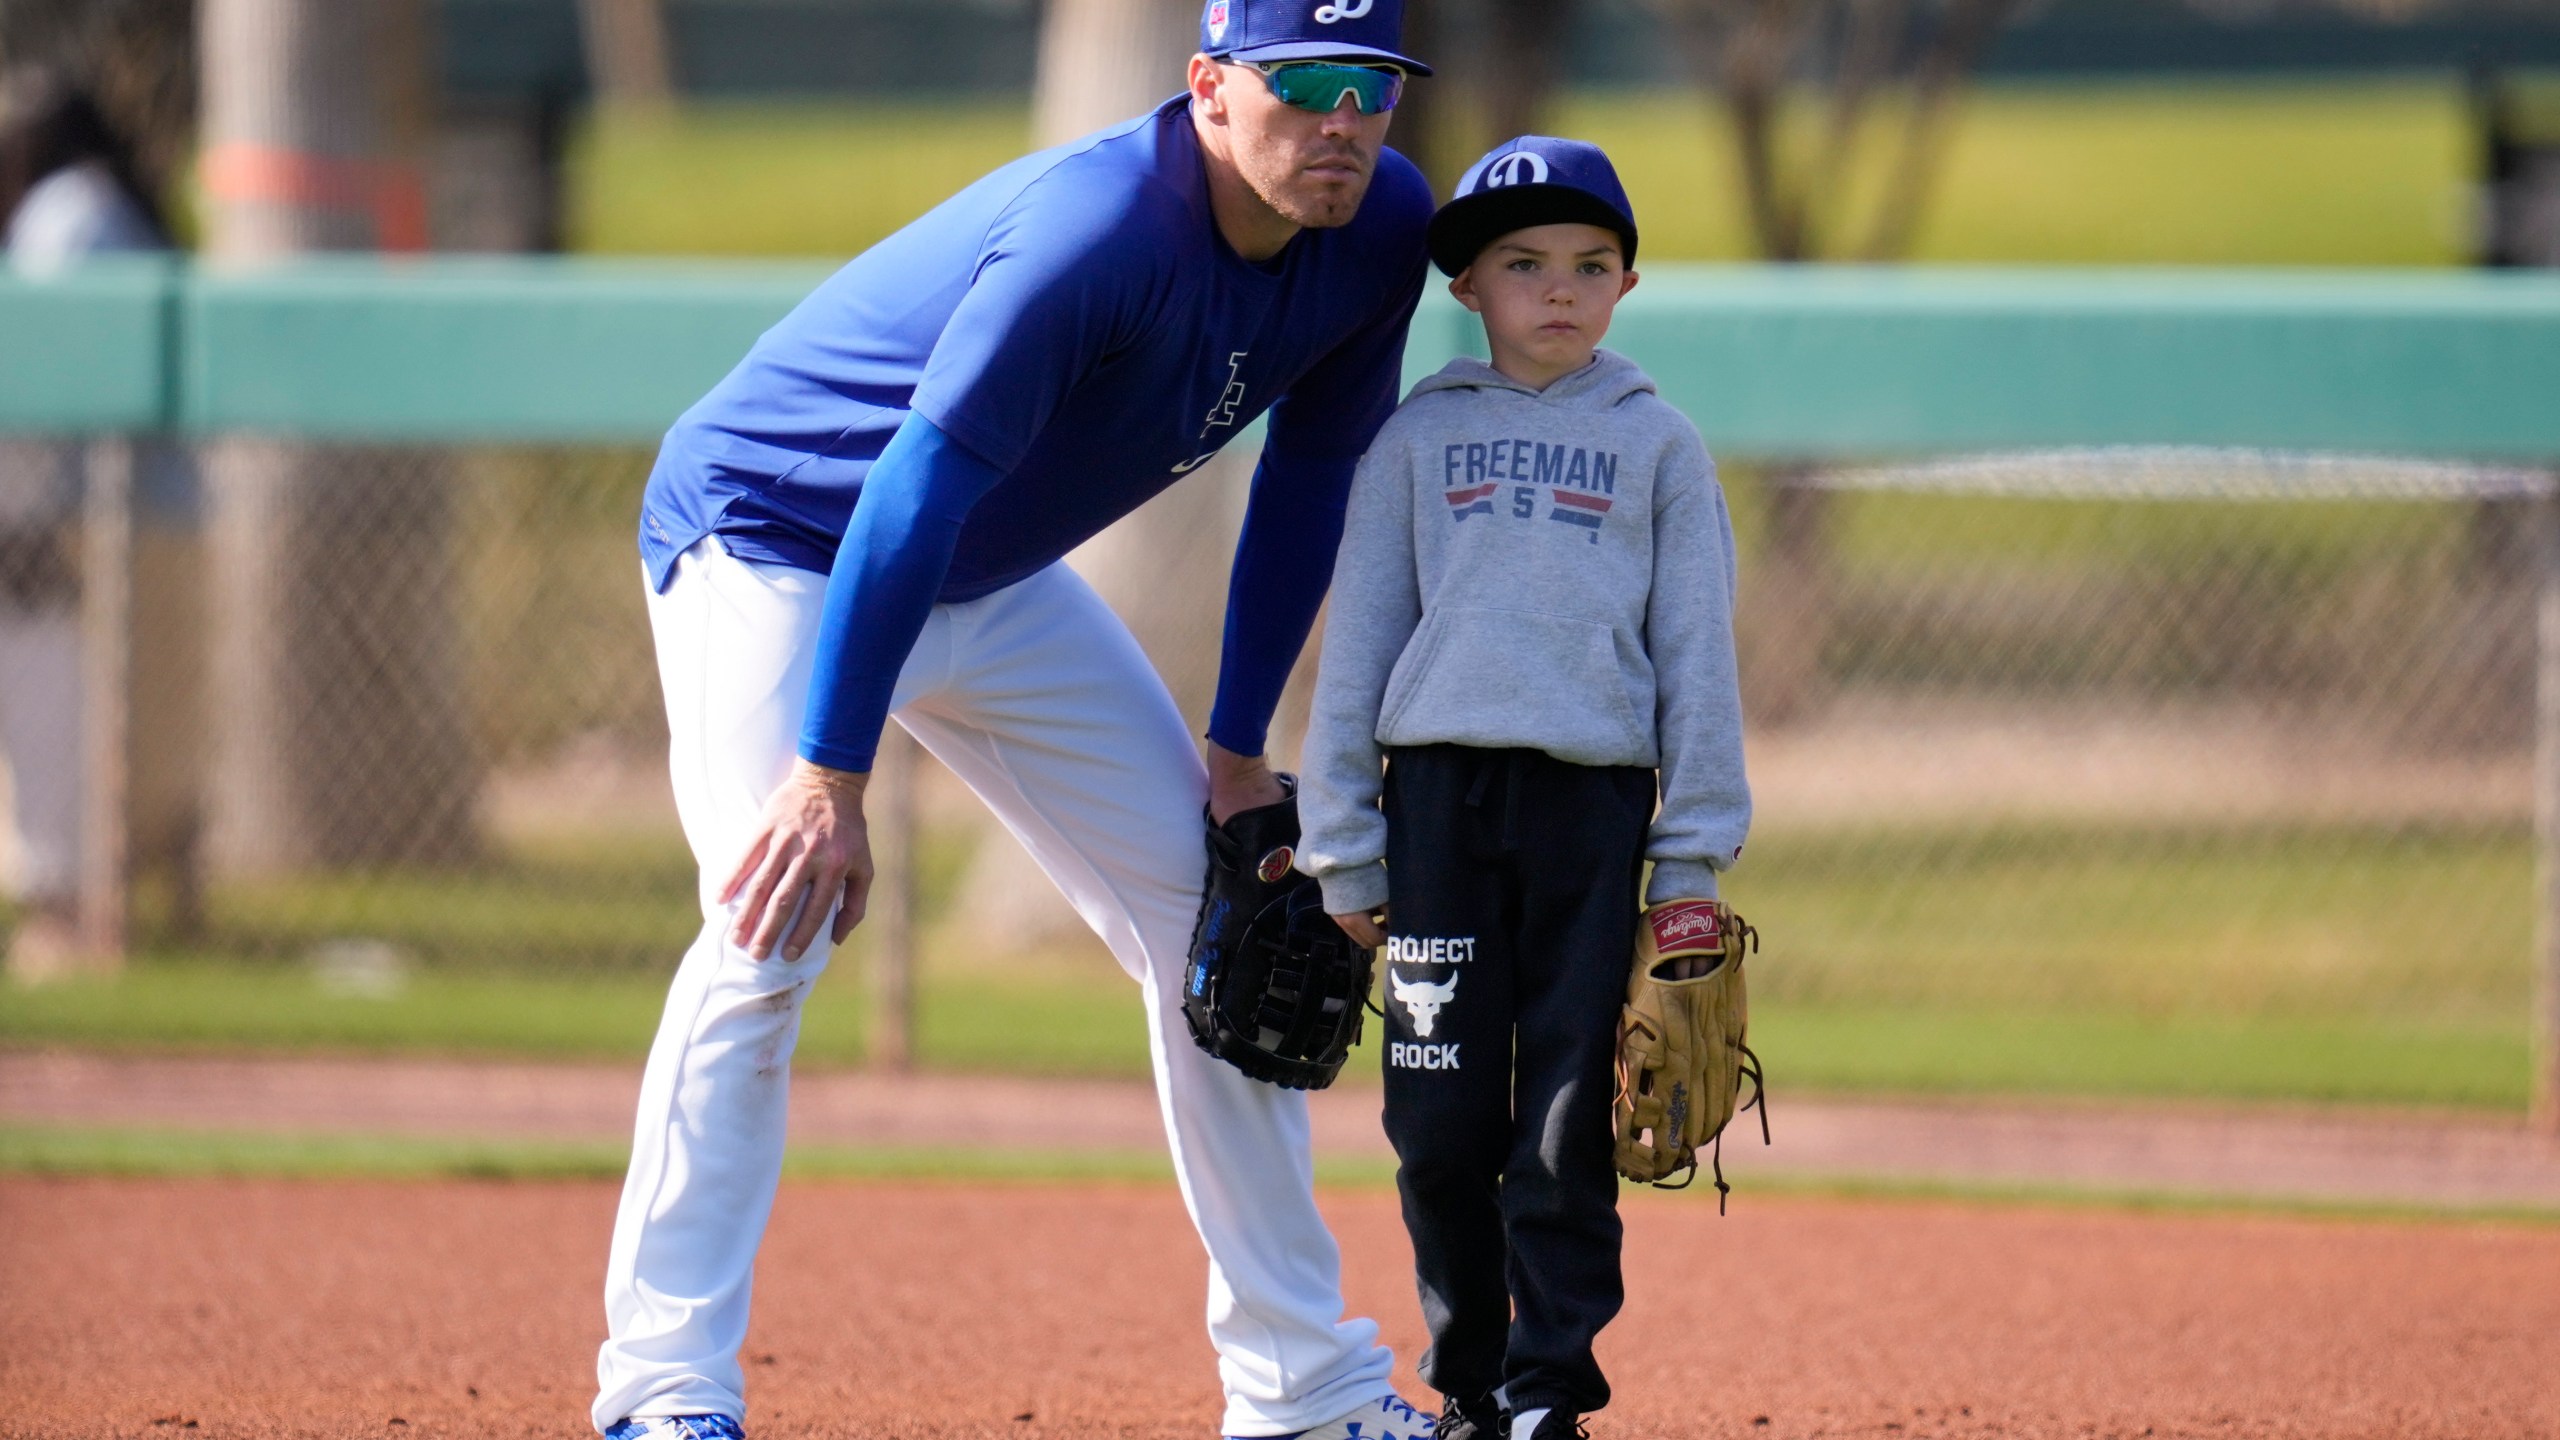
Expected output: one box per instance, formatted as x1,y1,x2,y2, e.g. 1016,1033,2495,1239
1250,60,1404,116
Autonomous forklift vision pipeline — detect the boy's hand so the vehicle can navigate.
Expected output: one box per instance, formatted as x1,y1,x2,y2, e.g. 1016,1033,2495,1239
1331,908,1386,948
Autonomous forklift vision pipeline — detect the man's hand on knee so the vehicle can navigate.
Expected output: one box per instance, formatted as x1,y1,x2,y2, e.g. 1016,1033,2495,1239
720,759,874,961
1205,740,1287,825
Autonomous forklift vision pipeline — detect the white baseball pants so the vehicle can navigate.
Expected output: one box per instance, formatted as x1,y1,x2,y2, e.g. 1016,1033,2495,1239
595,540,1393,1435
0,608,81,905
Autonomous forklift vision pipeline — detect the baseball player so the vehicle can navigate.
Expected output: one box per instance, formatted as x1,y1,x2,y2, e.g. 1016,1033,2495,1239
596,4,1437,1438
1,70,176,978
1297,138,1754,1440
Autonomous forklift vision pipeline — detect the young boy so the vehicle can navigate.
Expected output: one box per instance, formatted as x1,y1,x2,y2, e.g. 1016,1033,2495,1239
1297,137,1752,1440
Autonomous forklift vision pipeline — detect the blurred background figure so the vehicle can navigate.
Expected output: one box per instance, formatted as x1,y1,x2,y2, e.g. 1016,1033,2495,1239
2478,63,2560,268
0,64,174,979
0,66,165,268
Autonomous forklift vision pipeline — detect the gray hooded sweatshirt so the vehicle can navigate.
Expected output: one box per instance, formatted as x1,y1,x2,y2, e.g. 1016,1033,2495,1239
1298,349,1752,915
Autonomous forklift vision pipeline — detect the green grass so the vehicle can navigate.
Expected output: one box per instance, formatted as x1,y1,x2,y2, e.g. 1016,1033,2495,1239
1716,484,2492,699
128,826,987,976
0,1125,640,1181
569,100,1036,257
4,820,2529,1109
569,78,2471,266
1740,824,2533,1027
2,967,2528,1113
1550,78,2468,266
206,837,703,970
0,956,1150,1074
0,962,685,1059
13,1124,2552,1225
1808,491,2472,578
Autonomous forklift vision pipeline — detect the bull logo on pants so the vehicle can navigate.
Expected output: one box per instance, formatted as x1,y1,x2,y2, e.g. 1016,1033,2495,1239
1390,968,1458,1038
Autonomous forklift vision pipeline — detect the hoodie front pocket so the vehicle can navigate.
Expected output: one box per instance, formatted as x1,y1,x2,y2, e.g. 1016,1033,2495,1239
1377,605,1649,765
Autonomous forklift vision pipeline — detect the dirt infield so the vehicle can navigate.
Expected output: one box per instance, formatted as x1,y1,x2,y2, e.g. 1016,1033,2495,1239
16,1051,2560,1211
5,1178,2557,1440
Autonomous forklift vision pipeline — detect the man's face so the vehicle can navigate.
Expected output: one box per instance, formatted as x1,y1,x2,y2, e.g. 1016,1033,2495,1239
1197,58,1393,230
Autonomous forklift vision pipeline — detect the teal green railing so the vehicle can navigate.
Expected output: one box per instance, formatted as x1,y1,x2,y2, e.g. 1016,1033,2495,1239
6,257,2557,458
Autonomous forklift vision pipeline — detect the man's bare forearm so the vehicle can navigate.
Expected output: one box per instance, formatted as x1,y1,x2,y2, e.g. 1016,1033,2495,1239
1205,739,1287,825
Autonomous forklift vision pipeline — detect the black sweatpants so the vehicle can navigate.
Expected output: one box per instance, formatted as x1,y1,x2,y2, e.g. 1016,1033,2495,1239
1379,743,1655,1418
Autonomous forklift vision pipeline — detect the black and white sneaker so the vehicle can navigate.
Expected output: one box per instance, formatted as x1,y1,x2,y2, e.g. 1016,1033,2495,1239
1507,1407,1586,1440
1433,1394,1502,1440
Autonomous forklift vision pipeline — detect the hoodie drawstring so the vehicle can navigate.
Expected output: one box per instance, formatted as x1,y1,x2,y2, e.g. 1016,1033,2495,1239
1502,751,1526,852
1461,750,1531,853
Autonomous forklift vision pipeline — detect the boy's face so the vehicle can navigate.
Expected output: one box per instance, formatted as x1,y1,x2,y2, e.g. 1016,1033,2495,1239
1449,222,1638,388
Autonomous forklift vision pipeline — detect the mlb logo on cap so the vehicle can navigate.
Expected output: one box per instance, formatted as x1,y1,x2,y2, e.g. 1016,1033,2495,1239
1429,135,1640,276
1478,151,1551,189
1199,0,1433,74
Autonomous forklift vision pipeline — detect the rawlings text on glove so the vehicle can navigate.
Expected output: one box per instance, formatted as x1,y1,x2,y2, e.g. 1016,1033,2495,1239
1612,898,1767,1205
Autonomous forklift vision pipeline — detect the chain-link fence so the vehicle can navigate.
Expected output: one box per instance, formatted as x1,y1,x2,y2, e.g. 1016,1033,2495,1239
3,250,2556,1119
1731,450,2540,1035
0,440,685,978
2,439,2542,1028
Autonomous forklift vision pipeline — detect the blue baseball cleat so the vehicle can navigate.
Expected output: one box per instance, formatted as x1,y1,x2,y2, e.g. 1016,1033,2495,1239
604,1417,745,1440
1229,1392,1432,1440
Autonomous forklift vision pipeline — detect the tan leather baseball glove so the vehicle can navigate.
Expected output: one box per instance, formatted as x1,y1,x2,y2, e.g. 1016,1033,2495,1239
1612,898,1767,1206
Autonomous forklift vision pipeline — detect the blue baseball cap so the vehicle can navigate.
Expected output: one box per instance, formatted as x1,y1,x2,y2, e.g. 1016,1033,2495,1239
1427,136,1639,276
1199,0,1433,76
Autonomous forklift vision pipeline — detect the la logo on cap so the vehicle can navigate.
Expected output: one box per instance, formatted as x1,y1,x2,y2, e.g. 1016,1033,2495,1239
1315,0,1376,20
1482,152,1549,189
1207,0,1229,41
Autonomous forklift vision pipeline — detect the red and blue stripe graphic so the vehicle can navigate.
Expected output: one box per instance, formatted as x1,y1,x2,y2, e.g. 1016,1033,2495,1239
1548,488,1611,540
1443,483,1497,520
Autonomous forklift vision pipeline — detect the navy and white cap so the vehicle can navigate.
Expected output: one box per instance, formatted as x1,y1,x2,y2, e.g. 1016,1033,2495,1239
1200,0,1433,76
1426,136,1638,276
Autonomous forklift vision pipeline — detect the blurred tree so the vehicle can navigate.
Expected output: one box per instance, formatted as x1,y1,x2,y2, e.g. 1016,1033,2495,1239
1647,0,2022,263
1034,0,1193,147
200,0,432,255
1645,0,2022,726
198,0,479,873
1393,0,1582,199
577,0,674,115
1481,0,1579,164
1028,0,1232,735
950,0,1227,950
1388,0,1450,193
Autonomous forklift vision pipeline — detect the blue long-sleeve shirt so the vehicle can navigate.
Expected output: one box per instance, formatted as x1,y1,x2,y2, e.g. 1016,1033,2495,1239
639,95,1432,771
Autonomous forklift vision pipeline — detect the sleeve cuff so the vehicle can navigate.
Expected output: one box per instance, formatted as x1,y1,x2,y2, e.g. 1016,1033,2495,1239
905,393,1019,476
1314,862,1390,916
1644,859,1720,905
797,739,877,776
1204,710,1268,761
